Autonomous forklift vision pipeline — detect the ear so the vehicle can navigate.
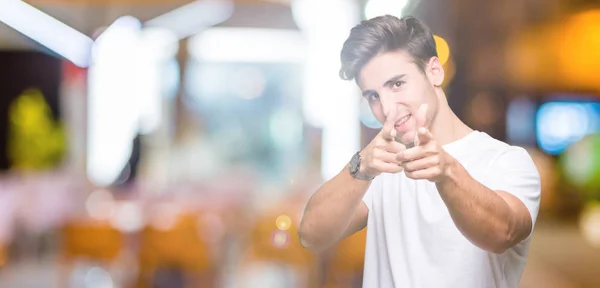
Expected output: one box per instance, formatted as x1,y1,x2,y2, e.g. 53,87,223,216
427,57,445,87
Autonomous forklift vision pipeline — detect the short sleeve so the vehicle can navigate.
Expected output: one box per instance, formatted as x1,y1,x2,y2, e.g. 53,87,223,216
362,176,382,211
482,146,541,238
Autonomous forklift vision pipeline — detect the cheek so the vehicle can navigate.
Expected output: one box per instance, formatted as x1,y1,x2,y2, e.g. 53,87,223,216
408,84,432,104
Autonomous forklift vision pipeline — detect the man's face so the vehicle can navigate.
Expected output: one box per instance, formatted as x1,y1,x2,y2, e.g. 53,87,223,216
358,50,440,145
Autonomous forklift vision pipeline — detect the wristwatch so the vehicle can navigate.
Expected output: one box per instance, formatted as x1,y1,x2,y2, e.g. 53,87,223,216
349,151,375,181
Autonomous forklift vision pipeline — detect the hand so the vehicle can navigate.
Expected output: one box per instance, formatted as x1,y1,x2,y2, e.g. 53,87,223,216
359,106,407,178
396,104,454,182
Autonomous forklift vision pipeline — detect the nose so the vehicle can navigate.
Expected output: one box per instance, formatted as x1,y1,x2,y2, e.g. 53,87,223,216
380,93,396,118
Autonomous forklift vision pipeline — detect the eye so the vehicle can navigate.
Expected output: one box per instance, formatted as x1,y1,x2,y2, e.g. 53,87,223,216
368,93,380,101
393,81,404,88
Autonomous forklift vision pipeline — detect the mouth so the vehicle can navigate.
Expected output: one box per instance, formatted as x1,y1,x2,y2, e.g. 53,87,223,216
394,114,411,129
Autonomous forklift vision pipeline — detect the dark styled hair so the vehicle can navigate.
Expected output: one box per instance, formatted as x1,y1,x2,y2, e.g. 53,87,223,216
339,15,438,81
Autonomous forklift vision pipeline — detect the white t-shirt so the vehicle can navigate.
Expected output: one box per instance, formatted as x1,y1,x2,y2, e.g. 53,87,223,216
361,131,541,288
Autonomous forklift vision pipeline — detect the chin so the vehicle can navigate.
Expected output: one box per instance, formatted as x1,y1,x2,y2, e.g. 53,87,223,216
399,133,416,146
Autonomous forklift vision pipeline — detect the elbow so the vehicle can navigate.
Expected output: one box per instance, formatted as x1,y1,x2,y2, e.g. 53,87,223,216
489,227,516,255
490,244,509,255
298,225,326,252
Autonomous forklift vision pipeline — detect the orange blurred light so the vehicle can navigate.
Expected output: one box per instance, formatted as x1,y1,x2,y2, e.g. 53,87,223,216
556,10,600,91
506,9,600,93
434,35,450,66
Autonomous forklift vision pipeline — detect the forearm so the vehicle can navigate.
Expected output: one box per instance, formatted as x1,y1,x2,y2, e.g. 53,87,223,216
436,160,521,254
298,166,370,251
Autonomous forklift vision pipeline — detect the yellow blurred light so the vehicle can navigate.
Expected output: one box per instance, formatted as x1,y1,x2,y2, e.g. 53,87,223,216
8,88,66,171
580,201,600,248
434,35,450,66
275,215,292,231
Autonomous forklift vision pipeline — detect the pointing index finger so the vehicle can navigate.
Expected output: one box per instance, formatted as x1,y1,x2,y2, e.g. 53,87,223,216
381,105,398,141
413,103,429,146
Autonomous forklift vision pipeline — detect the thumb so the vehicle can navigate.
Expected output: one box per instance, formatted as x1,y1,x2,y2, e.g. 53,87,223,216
412,103,429,146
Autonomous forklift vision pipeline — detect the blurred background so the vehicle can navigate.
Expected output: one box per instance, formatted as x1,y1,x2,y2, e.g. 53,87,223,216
0,0,599,287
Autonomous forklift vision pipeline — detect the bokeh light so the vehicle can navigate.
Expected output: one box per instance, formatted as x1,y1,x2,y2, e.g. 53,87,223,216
109,201,144,233
232,67,266,100
434,35,450,66
557,10,600,91
580,202,600,248
536,102,600,155
560,134,600,199
85,189,116,220
149,203,181,231
507,98,537,145
275,215,292,231
271,230,290,249
84,266,114,288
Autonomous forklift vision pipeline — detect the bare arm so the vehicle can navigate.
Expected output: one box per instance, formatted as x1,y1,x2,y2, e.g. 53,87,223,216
400,135,535,254
299,106,405,252
298,166,370,252
436,160,533,254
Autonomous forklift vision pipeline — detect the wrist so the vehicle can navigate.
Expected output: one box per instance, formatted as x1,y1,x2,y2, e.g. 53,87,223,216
358,151,377,179
350,151,375,181
438,155,458,185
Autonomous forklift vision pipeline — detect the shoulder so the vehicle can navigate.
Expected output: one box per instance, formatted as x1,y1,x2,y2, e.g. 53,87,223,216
481,134,534,166
471,132,532,163
471,133,539,182
460,132,538,180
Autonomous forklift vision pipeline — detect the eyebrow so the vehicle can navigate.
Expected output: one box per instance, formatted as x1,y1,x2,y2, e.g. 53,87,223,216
383,74,406,87
361,74,406,97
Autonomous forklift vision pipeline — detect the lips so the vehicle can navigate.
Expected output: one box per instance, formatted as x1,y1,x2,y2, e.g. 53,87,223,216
394,114,411,130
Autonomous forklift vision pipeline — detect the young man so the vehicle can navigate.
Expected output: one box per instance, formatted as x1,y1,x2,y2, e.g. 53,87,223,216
298,15,541,287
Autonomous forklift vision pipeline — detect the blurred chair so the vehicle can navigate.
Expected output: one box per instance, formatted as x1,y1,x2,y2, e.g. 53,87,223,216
237,208,318,288
60,220,125,287
322,228,367,288
136,211,215,288
62,220,123,262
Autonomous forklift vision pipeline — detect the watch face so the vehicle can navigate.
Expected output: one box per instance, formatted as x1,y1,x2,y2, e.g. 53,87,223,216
350,153,360,173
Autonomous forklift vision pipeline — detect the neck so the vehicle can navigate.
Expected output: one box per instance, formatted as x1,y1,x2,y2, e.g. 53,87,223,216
429,93,473,146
